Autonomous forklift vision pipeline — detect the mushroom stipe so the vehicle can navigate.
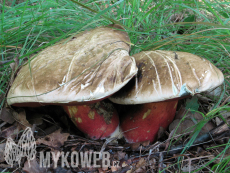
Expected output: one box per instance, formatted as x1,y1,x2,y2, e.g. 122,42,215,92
120,100,178,143
63,101,119,140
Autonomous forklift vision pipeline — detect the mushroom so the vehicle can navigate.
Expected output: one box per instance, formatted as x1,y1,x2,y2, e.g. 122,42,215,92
7,24,138,140
109,50,224,143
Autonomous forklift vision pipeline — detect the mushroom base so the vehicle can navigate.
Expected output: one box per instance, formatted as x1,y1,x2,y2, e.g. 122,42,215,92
121,100,178,143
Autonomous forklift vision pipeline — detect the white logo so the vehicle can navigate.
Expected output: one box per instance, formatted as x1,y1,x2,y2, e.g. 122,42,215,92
4,127,36,167
4,127,115,168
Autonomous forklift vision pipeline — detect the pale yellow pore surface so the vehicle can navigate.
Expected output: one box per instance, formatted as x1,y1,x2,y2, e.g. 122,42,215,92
67,106,78,118
110,50,224,104
7,25,138,106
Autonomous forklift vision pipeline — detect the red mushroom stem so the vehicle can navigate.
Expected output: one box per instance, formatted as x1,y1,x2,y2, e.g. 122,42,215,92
63,101,119,140
120,100,178,143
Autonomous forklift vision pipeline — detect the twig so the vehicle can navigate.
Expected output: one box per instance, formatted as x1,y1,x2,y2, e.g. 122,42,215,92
219,95,230,107
158,152,165,173
0,60,12,66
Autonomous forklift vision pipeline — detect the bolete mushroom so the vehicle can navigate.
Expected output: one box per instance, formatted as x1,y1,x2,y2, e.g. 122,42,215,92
7,24,138,140
109,50,224,143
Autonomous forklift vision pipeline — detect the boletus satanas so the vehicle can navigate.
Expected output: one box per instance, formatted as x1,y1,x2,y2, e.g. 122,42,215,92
7,24,138,140
109,50,224,143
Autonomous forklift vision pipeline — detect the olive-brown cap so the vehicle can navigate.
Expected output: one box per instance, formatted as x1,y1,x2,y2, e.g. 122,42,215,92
109,50,224,104
7,25,138,107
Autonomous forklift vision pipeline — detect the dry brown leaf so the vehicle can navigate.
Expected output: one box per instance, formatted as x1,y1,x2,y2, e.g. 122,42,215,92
23,158,47,173
130,142,140,150
36,129,69,148
175,107,187,119
12,109,32,129
0,122,22,139
128,140,150,151
0,108,15,124
169,119,194,134
140,140,150,147
135,158,146,169
134,158,146,173
169,108,215,135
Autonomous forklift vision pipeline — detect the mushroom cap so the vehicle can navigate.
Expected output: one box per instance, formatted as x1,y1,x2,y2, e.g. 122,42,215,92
7,24,138,106
109,50,224,104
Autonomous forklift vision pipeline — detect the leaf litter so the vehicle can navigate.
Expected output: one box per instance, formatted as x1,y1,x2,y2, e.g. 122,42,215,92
0,90,229,173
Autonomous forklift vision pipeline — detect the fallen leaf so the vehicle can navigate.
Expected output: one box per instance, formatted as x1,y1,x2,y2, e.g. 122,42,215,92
140,140,150,147
134,158,146,173
169,119,194,134
0,122,22,139
23,158,47,173
0,108,15,124
135,158,146,168
170,108,215,135
36,129,69,149
12,109,32,129
130,142,140,150
175,107,188,119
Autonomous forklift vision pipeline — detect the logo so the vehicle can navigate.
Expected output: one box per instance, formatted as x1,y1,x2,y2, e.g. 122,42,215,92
4,127,120,169
4,127,36,167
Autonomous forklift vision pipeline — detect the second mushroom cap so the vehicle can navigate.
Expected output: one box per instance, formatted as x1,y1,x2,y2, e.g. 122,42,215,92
110,50,224,105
